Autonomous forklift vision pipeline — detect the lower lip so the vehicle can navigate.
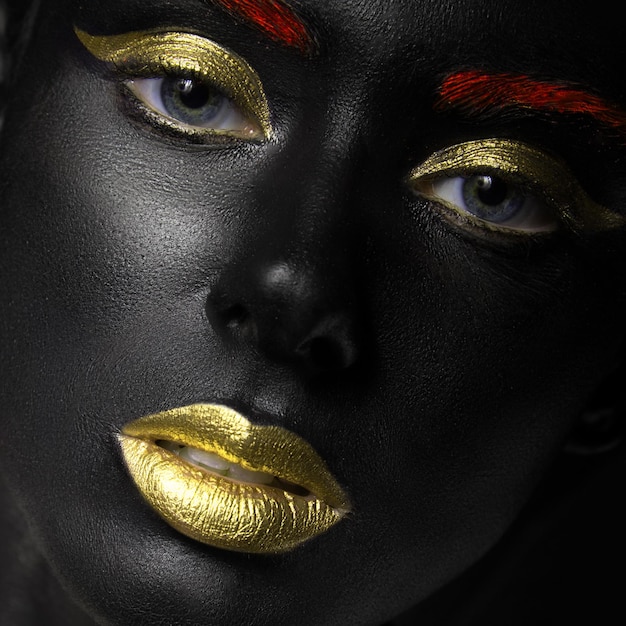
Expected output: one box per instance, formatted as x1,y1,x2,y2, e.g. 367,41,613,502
118,432,347,554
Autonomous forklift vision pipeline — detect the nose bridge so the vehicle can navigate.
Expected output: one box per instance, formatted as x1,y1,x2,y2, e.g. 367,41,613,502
259,115,363,254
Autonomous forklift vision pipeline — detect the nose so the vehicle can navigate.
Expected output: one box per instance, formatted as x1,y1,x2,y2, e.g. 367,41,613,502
207,257,359,374
206,112,366,376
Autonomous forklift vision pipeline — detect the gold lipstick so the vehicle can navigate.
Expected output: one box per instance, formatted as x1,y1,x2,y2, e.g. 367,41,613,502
118,404,350,553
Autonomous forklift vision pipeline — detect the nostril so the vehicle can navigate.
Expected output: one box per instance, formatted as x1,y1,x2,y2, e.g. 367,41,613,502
207,298,259,344
296,334,356,372
224,304,249,329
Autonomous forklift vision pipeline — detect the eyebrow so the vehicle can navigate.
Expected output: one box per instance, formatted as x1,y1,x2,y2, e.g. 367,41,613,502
208,0,315,55
435,70,626,138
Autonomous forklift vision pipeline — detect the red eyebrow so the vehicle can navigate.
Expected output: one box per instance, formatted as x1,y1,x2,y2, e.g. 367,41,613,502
436,70,626,137
210,0,314,55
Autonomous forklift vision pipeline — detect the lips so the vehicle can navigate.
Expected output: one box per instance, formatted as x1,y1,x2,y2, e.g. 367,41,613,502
118,404,351,554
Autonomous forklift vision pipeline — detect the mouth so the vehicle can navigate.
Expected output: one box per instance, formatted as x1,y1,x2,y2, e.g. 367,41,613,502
118,404,351,554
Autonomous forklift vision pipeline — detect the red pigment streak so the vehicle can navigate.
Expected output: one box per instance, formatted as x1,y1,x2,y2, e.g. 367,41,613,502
436,70,626,136
213,0,314,55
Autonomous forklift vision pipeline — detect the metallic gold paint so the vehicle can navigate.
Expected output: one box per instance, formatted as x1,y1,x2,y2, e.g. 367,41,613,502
118,404,350,553
409,139,624,232
74,28,271,139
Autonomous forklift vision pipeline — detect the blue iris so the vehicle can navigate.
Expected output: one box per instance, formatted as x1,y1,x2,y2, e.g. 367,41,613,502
461,175,525,223
161,78,225,126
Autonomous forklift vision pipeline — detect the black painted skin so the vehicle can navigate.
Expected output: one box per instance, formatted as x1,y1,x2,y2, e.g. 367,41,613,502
0,1,625,624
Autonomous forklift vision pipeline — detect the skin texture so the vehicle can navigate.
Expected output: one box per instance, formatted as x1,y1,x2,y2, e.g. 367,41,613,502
0,0,625,624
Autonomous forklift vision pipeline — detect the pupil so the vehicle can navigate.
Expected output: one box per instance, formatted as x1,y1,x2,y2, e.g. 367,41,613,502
474,175,508,206
175,78,212,109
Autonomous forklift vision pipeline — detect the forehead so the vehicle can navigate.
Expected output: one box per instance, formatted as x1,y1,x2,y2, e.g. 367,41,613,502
69,0,624,94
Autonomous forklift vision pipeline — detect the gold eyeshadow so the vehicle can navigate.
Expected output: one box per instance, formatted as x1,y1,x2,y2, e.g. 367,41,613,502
74,28,271,140
408,138,625,233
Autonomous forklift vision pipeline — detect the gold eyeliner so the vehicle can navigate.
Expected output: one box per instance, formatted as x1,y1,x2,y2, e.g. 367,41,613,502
408,139,624,232
118,404,351,554
75,28,271,140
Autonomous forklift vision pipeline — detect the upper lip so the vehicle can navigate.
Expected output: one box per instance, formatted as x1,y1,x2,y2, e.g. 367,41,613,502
121,403,351,511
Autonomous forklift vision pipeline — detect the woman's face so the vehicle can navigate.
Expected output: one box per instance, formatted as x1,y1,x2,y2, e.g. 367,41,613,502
1,0,625,624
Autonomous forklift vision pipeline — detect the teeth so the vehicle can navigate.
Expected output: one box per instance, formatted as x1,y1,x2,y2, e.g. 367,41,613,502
179,447,231,474
227,462,274,484
157,441,275,486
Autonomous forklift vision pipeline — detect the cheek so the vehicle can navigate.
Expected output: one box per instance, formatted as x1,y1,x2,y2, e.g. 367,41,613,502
342,212,626,572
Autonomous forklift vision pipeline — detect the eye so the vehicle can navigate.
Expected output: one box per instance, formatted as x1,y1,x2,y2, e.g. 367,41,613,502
420,173,556,232
407,139,622,235
126,76,258,137
74,28,272,142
